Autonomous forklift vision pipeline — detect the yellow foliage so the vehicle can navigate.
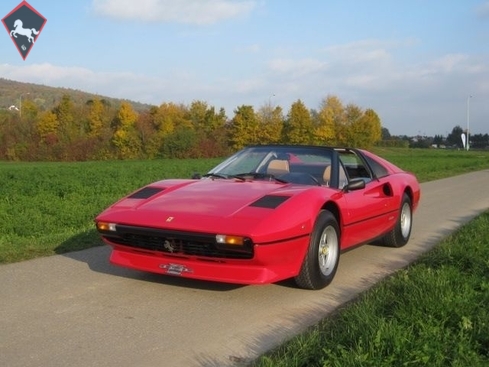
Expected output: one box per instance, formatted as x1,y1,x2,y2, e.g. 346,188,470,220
36,111,59,141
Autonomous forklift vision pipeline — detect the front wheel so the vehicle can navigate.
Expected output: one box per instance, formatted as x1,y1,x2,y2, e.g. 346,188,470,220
382,193,412,247
295,210,340,290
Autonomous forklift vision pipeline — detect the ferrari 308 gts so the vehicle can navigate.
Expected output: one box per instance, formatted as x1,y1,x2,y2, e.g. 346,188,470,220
95,145,421,289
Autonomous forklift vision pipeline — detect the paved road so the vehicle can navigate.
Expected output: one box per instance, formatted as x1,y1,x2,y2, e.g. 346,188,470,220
2,170,489,367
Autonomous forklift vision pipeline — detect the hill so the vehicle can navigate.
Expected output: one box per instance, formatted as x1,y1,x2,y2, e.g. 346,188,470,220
0,78,153,112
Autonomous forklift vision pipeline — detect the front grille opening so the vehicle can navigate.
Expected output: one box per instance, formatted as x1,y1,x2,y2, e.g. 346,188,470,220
103,226,253,260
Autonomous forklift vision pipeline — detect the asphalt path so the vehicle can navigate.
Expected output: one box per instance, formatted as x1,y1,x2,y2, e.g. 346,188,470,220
2,170,489,367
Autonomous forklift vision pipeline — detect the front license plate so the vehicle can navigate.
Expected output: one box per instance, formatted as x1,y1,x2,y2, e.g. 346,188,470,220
159,263,193,276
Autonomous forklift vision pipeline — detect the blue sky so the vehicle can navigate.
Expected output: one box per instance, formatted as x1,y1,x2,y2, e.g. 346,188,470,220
1,0,488,136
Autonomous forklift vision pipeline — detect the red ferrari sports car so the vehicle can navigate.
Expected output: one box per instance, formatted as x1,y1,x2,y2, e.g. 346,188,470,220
95,145,420,289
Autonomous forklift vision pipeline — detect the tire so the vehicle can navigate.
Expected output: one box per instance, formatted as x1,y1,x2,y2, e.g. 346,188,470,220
295,210,340,290
382,193,412,248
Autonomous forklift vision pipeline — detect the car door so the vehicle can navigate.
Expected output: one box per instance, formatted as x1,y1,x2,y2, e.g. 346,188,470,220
337,150,396,248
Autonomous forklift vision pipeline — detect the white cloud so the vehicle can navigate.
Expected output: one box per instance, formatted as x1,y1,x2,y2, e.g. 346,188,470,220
429,54,469,73
268,58,328,77
90,0,257,25
324,39,398,64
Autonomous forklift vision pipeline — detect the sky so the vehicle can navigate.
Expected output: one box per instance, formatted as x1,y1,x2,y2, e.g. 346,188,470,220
1,0,488,137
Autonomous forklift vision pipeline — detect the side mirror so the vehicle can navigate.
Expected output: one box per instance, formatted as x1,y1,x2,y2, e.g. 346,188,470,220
192,172,201,179
343,178,366,192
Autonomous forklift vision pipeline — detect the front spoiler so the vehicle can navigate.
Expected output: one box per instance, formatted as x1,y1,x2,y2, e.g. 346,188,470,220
106,235,309,285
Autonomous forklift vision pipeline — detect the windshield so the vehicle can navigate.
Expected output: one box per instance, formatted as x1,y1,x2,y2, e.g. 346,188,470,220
208,146,334,186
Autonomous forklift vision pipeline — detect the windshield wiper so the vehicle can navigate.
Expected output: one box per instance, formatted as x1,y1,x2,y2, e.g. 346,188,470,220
202,173,229,179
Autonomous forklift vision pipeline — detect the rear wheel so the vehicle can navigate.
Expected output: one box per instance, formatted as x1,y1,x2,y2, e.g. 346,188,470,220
295,210,340,290
383,193,412,247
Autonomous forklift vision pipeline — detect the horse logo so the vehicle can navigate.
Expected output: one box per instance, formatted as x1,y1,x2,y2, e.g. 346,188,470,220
2,1,47,60
10,19,39,43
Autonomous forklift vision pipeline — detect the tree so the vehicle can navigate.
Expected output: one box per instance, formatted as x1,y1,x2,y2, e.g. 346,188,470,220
446,126,464,148
257,104,283,144
471,133,489,149
87,98,108,138
283,99,313,144
313,97,337,145
348,108,382,149
36,111,59,143
53,94,75,143
433,135,444,147
112,102,141,159
161,126,199,158
153,102,190,136
381,127,391,140
230,105,259,150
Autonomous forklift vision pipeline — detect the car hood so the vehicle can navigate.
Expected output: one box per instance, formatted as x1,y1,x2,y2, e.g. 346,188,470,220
96,178,319,236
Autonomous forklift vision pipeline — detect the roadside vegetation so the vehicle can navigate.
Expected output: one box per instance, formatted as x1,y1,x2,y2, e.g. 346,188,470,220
252,210,489,367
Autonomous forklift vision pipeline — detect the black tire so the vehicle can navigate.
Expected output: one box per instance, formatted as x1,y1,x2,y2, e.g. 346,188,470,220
295,210,340,290
382,193,412,248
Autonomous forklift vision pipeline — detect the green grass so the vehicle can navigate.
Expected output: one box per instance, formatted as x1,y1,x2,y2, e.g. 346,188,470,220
252,211,489,367
373,147,489,181
0,158,220,263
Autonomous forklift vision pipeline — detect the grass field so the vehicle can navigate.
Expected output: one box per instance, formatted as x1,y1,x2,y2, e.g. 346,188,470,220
252,211,489,366
1,148,489,264
0,158,221,263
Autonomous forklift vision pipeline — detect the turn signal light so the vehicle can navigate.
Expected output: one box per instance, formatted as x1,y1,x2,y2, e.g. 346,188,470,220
96,222,117,231
216,234,244,246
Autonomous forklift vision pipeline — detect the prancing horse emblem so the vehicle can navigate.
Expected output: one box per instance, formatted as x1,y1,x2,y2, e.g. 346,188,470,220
10,19,39,43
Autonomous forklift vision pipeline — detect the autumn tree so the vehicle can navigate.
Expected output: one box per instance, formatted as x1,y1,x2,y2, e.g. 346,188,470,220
20,99,39,121
36,111,59,143
153,102,190,136
53,95,76,143
283,100,313,144
186,101,228,156
313,96,341,145
257,104,283,144
361,109,382,147
230,105,259,150
86,98,108,138
341,104,363,146
135,109,160,158
112,102,141,159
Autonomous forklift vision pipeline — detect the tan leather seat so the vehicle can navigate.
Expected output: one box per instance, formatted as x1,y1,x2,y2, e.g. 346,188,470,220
267,159,289,175
323,166,331,186
324,165,348,188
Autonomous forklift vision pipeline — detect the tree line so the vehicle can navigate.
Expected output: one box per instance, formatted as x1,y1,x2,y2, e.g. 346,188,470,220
0,94,383,161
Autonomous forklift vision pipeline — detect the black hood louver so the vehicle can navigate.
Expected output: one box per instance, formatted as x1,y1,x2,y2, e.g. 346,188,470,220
250,195,290,209
128,187,164,199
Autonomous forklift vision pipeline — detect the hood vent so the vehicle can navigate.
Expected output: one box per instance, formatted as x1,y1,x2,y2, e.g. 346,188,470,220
250,195,290,209
128,187,164,199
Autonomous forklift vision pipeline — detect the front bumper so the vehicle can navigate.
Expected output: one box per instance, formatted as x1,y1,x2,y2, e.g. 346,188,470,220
104,235,309,285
